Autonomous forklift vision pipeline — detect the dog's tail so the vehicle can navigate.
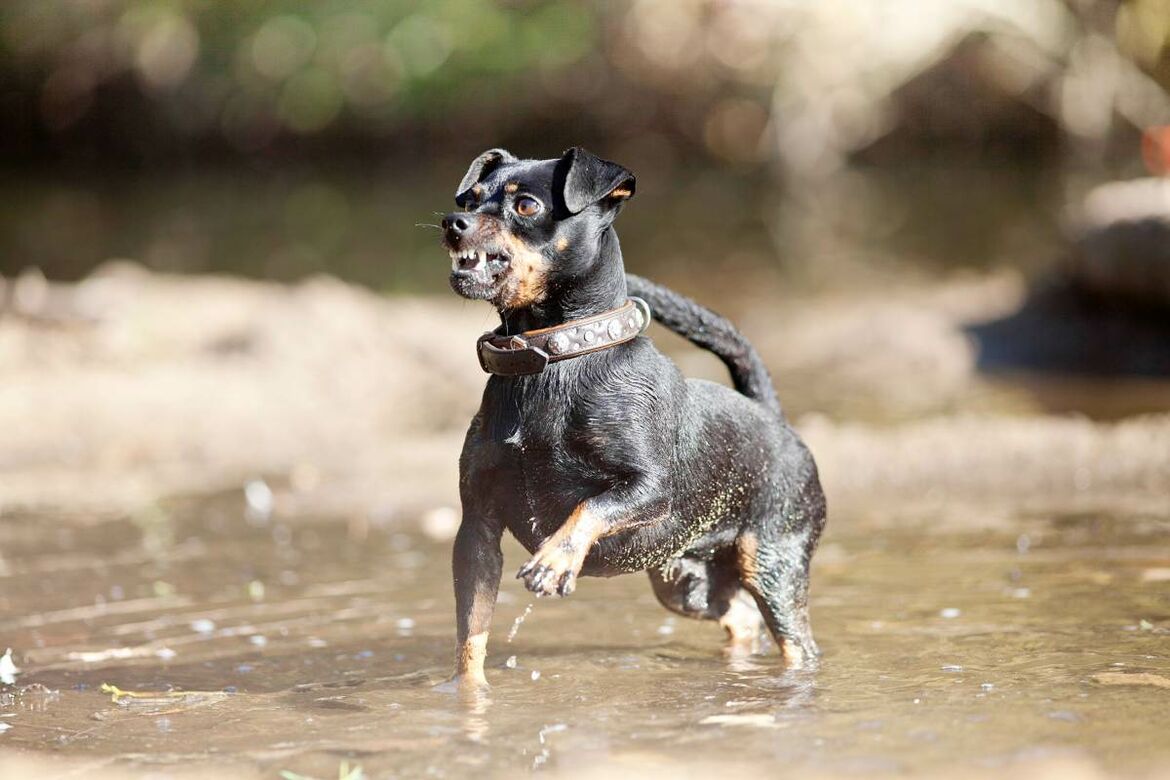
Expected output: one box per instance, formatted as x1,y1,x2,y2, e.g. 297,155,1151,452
626,274,782,417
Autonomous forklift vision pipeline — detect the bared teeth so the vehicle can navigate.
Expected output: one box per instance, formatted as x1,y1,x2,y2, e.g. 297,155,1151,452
448,246,510,272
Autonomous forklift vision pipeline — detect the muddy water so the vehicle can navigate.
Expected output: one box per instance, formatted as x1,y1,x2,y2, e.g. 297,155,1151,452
1,495,1168,778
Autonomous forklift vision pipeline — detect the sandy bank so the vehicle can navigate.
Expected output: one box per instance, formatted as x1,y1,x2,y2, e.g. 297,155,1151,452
1,264,1166,520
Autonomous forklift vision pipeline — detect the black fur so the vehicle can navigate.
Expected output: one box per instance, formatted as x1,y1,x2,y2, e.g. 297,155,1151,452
625,274,782,416
440,147,826,685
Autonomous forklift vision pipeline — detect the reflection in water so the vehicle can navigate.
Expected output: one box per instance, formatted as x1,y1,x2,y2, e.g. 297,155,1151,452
0,495,1168,777
457,684,492,745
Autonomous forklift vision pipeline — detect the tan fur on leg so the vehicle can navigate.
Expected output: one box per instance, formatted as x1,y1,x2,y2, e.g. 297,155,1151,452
518,504,605,597
720,589,763,654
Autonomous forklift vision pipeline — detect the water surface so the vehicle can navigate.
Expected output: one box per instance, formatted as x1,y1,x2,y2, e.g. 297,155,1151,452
1,494,1168,778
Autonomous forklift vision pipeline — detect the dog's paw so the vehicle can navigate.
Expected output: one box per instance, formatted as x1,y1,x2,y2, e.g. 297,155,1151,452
435,672,489,693
517,543,581,597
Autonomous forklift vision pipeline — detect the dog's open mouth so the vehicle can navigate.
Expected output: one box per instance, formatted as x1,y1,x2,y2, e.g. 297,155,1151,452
449,247,511,275
448,244,512,300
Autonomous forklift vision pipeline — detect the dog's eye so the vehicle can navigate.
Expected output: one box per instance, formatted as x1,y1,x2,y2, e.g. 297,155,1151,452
514,195,542,217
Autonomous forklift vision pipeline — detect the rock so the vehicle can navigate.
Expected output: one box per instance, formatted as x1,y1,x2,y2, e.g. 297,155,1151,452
963,182,1170,376
1068,178,1170,310
857,32,1061,162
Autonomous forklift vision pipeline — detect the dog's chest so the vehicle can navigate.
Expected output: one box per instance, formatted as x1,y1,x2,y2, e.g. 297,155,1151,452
477,383,617,527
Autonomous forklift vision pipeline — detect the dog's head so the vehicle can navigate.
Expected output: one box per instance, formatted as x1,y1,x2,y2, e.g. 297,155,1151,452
442,147,635,311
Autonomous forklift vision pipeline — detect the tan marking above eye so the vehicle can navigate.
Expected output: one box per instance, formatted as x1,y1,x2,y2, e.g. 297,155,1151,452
464,183,484,211
504,182,519,193
555,237,569,251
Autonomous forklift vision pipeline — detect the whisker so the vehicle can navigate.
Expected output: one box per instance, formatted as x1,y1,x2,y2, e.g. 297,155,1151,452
415,223,442,230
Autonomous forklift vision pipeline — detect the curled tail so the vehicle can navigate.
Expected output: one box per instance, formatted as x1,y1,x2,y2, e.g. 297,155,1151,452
626,273,782,417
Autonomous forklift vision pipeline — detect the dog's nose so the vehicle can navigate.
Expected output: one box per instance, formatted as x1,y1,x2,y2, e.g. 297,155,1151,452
442,213,472,244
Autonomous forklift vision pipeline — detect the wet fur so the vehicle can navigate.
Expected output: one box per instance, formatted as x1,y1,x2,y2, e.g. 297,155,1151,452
443,147,825,684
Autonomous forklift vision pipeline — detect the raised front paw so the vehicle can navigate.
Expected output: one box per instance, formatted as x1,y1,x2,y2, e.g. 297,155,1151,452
517,541,583,597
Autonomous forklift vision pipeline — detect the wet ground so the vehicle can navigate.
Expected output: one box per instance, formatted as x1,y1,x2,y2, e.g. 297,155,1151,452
1,493,1168,779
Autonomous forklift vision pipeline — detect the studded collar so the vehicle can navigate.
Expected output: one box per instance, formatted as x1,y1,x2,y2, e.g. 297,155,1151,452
476,298,651,376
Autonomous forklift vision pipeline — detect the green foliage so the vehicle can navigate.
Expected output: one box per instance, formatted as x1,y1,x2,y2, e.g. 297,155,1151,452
0,0,600,140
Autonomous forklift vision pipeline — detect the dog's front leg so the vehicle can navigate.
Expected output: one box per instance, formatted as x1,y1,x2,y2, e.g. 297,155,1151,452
449,512,503,689
518,476,667,598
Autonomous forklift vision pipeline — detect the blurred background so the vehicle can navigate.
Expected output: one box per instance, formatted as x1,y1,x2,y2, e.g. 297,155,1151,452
2,0,1169,505
2,0,1170,508
2,0,1169,290
3,5,1170,778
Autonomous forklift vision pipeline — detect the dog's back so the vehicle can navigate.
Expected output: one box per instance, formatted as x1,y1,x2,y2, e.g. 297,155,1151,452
625,274,782,417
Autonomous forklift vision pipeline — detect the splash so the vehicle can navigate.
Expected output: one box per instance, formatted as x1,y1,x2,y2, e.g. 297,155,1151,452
0,649,18,685
507,603,534,643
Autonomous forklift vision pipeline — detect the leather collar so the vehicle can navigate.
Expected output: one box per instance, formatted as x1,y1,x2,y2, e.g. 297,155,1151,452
477,298,651,376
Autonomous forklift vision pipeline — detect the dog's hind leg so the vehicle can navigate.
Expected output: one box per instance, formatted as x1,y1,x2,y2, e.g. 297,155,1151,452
648,552,764,652
736,485,825,668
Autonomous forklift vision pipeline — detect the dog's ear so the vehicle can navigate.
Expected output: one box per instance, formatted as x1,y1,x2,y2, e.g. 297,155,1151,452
455,148,517,206
555,147,636,215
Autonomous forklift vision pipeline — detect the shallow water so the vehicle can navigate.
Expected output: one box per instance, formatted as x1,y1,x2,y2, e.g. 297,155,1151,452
0,160,1058,289
1,494,1168,778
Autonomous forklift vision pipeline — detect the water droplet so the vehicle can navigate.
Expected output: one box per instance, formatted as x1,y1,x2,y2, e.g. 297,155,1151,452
0,649,19,685
190,618,216,635
538,723,567,744
505,655,517,669
507,604,534,642
244,479,273,522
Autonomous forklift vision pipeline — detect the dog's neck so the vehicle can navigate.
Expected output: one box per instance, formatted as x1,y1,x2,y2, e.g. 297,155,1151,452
499,228,627,334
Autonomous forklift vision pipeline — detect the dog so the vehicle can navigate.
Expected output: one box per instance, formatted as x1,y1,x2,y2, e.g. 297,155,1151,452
440,147,826,688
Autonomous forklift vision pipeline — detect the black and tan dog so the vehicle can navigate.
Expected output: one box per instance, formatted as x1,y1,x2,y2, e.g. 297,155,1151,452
441,147,825,687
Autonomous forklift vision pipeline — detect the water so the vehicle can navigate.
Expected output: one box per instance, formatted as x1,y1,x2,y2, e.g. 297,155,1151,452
1,494,1167,778
508,604,534,643
0,159,1058,291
